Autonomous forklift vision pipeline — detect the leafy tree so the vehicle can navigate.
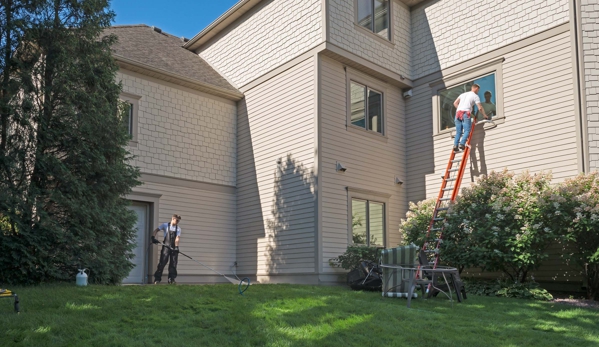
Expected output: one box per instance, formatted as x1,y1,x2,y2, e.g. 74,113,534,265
539,172,599,300
0,0,140,284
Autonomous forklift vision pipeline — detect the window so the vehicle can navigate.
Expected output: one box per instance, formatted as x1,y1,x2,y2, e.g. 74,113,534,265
357,0,390,40
438,73,497,132
350,81,384,134
119,92,141,145
351,198,385,247
120,101,134,137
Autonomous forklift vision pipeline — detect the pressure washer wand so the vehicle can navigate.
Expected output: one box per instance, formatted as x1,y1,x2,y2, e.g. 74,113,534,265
152,240,251,294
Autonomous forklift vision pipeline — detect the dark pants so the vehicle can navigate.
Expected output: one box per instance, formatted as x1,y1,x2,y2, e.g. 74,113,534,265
154,246,178,282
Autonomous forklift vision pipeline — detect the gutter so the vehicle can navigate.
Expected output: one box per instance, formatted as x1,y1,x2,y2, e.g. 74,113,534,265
113,54,244,101
183,0,260,51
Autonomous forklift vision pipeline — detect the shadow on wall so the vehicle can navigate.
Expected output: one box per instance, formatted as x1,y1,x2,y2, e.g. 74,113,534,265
265,154,315,276
469,125,488,181
405,0,442,202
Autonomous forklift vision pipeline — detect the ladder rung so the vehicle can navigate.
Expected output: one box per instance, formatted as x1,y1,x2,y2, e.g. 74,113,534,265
437,207,449,211
451,159,462,163
440,198,451,201
442,187,454,191
433,218,444,221
445,178,456,182
425,249,439,254
449,169,459,172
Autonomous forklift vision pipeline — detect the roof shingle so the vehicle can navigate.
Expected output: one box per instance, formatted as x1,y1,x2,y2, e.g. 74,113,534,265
104,25,238,94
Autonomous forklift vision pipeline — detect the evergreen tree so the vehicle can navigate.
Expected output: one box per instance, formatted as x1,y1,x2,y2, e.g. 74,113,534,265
0,0,140,284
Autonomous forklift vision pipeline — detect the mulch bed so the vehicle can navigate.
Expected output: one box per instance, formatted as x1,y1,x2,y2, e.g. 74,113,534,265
550,292,599,309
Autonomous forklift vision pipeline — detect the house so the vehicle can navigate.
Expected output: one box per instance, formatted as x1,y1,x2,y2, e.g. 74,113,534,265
107,0,597,291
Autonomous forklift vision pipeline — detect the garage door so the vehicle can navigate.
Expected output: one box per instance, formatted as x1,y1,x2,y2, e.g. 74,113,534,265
123,202,149,284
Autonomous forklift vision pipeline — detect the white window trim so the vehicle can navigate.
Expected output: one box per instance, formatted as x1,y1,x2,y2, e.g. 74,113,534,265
346,186,391,247
430,58,505,137
353,0,394,44
120,92,141,147
345,68,389,142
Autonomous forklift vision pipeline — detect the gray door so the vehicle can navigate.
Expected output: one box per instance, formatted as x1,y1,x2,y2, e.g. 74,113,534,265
124,202,149,284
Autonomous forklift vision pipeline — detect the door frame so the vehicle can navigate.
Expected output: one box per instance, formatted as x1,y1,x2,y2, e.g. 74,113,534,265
127,191,162,284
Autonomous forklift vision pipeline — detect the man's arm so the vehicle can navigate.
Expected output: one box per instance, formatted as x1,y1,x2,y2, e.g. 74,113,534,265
453,97,460,109
476,102,488,120
175,236,180,247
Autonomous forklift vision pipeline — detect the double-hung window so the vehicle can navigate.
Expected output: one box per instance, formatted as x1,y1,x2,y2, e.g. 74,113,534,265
357,0,390,40
350,81,384,134
351,198,385,247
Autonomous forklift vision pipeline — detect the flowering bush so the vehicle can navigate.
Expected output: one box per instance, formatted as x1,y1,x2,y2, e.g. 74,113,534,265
399,198,470,272
539,172,599,300
399,198,437,246
444,170,554,283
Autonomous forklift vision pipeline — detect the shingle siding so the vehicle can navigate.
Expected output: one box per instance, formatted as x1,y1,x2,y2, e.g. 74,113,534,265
581,0,599,171
327,0,411,78
118,71,237,186
411,0,570,80
198,0,323,88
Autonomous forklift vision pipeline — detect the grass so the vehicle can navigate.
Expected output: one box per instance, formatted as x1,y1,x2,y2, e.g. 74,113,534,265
0,284,598,347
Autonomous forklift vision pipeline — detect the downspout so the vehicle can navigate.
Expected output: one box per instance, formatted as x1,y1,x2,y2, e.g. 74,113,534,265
570,0,589,173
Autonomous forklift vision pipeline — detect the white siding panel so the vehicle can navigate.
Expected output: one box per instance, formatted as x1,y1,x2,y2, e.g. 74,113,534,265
236,57,316,277
319,56,407,273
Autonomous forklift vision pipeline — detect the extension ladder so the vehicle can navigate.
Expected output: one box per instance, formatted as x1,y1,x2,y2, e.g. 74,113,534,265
417,121,479,277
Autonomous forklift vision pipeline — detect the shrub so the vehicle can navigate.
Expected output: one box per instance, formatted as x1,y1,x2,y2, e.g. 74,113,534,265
443,170,554,283
539,172,599,300
329,245,381,271
399,198,470,272
464,279,553,301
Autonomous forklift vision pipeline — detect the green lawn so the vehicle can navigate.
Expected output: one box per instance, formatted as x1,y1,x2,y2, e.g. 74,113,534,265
0,284,597,347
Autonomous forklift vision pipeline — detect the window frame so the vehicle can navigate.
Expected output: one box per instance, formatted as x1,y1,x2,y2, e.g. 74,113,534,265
346,69,388,140
354,0,393,42
347,186,390,248
119,92,141,147
431,59,505,137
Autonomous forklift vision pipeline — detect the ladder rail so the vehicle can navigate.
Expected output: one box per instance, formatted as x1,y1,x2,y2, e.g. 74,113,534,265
417,120,479,283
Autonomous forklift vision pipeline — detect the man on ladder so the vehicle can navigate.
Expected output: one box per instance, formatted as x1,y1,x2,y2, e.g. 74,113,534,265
452,83,489,152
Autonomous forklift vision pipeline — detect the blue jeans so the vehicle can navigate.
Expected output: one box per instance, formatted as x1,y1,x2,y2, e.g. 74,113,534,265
454,115,472,147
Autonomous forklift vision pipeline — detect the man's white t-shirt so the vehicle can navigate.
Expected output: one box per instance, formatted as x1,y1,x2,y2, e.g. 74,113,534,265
456,91,481,112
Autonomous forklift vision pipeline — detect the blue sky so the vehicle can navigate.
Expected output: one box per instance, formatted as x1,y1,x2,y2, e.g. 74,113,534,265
111,0,240,39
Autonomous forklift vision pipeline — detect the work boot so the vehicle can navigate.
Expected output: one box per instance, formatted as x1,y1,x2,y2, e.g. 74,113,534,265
168,278,176,285
453,146,459,152
459,144,465,151
153,280,160,285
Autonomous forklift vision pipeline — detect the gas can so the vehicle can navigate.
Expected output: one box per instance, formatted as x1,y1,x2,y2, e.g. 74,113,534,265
76,269,88,286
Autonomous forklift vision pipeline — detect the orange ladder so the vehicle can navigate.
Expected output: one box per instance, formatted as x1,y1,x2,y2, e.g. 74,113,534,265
418,121,479,276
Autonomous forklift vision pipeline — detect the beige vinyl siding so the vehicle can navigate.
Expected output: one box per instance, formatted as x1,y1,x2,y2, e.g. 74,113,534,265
405,30,583,284
406,31,579,202
236,56,316,279
319,55,407,273
133,180,236,283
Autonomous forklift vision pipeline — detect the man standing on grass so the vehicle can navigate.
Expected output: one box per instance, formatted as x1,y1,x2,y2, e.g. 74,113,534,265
151,214,182,284
452,83,489,152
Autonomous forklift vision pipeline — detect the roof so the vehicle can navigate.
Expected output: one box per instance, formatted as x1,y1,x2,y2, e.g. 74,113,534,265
104,25,241,99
